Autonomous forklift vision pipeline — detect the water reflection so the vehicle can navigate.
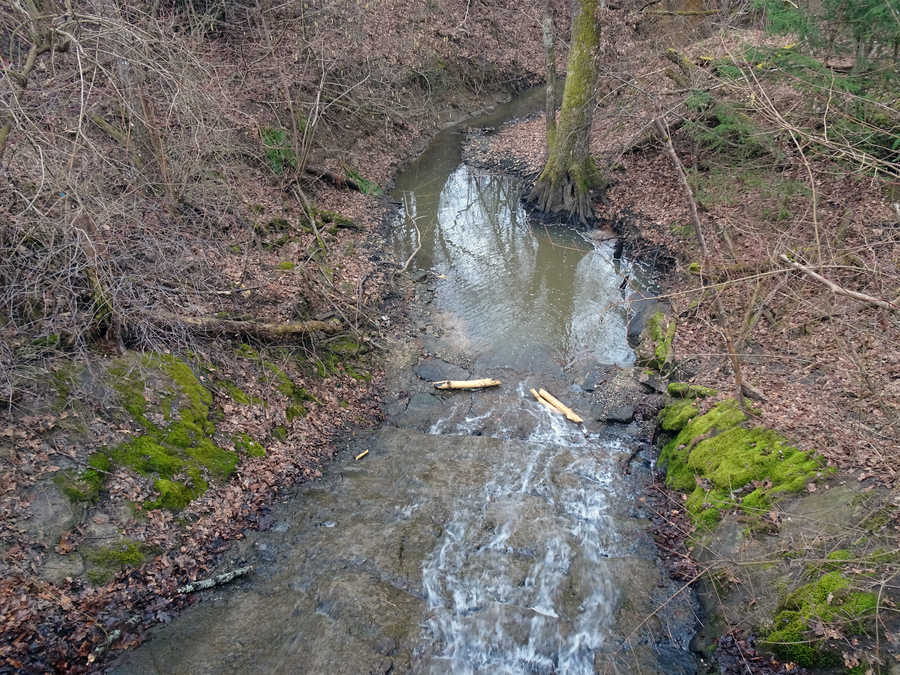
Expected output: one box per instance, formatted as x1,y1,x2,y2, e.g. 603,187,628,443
395,165,638,365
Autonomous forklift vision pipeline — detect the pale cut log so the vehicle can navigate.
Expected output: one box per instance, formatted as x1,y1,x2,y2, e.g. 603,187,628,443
433,378,501,390
538,388,584,423
530,388,563,415
355,449,369,460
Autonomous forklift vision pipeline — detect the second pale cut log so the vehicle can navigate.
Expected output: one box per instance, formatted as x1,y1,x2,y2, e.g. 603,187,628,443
530,388,563,415
537,388,584,423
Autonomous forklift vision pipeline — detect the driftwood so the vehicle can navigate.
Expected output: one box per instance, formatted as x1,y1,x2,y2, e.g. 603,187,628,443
434,378,501,390
153,314,343,337
177,566,252,594
355,449,369,460
538,388,584,423
531,388,562,415
530,388,583,423
779,254,898,312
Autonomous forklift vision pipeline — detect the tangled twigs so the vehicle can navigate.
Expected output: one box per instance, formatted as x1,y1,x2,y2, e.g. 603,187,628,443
779,254,899,312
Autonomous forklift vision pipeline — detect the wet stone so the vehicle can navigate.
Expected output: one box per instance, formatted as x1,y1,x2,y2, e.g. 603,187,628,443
581,364,616,392
604,404,635,424
413,357,468,383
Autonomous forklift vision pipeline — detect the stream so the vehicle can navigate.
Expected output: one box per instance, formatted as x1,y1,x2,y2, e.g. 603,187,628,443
113,94,699,674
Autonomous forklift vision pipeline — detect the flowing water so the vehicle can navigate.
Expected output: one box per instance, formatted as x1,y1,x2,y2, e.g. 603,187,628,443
113,95,698,674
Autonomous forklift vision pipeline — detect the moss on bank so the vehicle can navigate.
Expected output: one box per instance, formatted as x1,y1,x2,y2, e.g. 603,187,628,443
667,381,716,399
61,353,237,511
658,399,828,529
84,539,155,584
762,568,877,667
233,433,266,458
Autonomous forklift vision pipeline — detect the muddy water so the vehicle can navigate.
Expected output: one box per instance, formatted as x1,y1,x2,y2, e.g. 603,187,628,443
113,99,697,674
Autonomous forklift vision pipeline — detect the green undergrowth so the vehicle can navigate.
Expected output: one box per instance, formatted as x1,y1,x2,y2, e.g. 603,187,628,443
84,539,155,584
60,353,239,511
762,566,877,667
658,399,829,529
685,93,776,162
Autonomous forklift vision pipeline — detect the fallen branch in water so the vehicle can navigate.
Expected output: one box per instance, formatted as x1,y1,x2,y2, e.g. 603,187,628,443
398,193,422,275
177,566,253,594
779,254,899,312
531,388,562,415
538,388,584,423
434,378,501,390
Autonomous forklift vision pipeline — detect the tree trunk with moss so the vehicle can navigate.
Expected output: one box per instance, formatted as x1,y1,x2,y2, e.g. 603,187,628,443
529,0,601,226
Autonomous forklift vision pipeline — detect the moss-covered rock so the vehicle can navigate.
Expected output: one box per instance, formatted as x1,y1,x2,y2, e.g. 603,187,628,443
667,381,717,399
54,454,111,503
761,571,877,667
658,399,828,528
635,311,676,372
659,399,699,431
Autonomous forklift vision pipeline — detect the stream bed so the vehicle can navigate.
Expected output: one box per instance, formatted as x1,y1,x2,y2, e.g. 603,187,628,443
113,97,699,674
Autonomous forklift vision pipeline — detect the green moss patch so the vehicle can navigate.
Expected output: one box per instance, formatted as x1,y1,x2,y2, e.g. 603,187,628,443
234,433,266,458
761,571,877,667
84,539,154,584
659,399,699,432
667,382,717,399
264,361,318,419
54,454,111,503
219,381,251,405
636,311,675,372
90,354,238,511
658,399,828,528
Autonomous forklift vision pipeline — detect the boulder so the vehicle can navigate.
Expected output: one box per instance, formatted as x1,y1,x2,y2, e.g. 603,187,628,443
604,405,634,424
